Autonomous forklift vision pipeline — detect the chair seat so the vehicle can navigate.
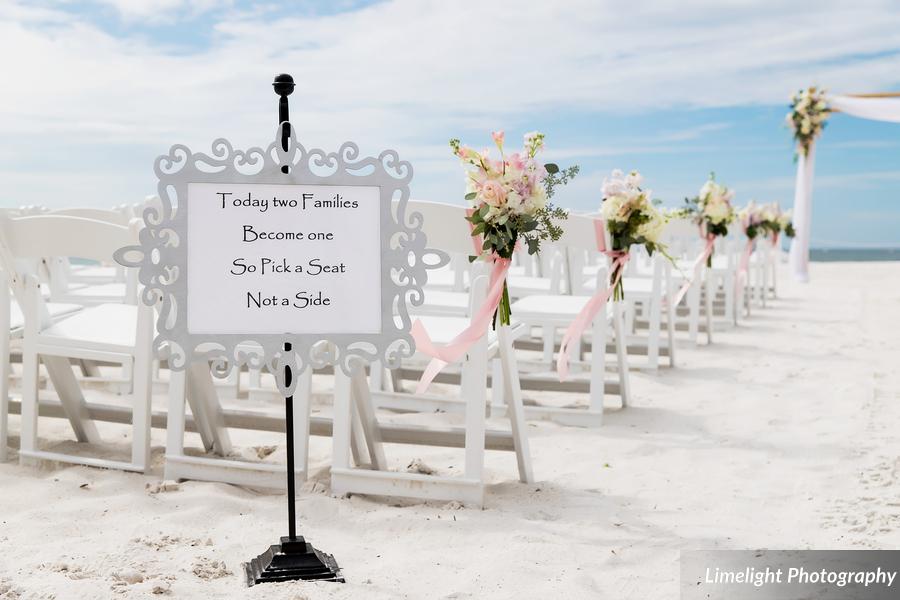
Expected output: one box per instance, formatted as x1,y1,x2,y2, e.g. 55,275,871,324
412,316,527,358
582,276,662,299
511,294,608,322
61,282,128,302
10,301,82,331
40,304,139,352
426,268,466,291
507,275,554,297
412,290,470,316
69,264,120,282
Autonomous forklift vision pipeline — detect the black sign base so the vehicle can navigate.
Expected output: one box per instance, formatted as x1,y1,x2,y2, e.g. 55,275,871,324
245,536,344,586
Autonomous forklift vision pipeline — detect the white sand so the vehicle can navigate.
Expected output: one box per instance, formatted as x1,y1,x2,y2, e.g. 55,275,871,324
1,261,899,599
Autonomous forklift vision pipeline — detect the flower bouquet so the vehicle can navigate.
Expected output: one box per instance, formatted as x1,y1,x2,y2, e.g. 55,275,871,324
557,168,667,378
778,209,796,239
754,203,795,247
599,169,668,300
739,201,765,240
787,86,829,157
452,131,573,326
681,174,736,266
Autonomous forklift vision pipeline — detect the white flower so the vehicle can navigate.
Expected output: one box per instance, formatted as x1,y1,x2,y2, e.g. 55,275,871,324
705,198,732,225
602,175,628,199
637,208,667,243
601,194,627,223
626,170,643,188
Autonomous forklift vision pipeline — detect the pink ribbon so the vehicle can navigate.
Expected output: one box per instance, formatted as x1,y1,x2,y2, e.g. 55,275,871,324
671,234,716,308
735,238,754,295
556,218,629,380
411,257,511,394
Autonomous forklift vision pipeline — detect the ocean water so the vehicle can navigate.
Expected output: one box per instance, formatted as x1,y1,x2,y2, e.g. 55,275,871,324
809,248,900,262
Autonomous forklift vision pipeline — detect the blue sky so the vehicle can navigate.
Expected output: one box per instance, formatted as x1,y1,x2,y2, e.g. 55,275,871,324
2,0,900,247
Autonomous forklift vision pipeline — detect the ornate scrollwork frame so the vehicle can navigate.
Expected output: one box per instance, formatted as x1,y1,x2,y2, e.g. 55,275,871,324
115,124,447,396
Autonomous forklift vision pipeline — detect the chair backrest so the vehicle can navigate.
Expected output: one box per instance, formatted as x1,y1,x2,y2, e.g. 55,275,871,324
556,212,611,252
662,217,703,259
48,207,131,227
404,199,478,257
0,215,135,263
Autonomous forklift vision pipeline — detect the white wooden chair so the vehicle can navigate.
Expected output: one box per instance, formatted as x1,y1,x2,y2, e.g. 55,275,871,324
661,218,714,344
334,199,533,506
501,213,631,427
581,244,674,370
0,215,154,472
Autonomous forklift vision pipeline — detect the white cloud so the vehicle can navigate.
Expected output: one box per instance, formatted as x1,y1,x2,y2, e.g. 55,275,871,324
89,0,232,22
1,0,900,207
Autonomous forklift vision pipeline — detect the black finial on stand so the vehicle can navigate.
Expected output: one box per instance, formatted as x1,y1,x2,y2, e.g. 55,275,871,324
244,73,343,586
273,73,295,174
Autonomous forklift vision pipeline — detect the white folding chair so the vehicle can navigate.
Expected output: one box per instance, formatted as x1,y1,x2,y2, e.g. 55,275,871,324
0,215,154,472
334,200,533,506
503,213,631,427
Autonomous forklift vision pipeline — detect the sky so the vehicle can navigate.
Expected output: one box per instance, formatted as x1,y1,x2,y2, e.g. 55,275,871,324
1,0,899,247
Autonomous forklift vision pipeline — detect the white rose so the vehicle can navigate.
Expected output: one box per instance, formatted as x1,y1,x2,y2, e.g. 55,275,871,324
637,210,666,243
602,194,626,223
506,190,525,213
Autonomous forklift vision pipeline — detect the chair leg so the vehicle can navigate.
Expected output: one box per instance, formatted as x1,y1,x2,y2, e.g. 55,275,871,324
164,369,187,481
497,326,533,484
349,361,385,471
131,303,154,472
331,366,353,473
665,292,676,367
646,299,661,371
688,281,700,344
18,347,40,464
613,302,630,408
293,367,313,481
704,271,714,344
490,358,504,417
588,304,607,416
541,324,554,363
460,339,488,485
43,356,101,444
0,323,8,463
186,362,232,456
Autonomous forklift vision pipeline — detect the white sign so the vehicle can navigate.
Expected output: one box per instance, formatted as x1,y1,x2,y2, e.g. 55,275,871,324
186,182,382,335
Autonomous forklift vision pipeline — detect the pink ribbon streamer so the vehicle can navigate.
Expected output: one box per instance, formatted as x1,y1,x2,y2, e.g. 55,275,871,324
736,238,754,295
556,218,629,380
670,235,716,308
411,257,511,394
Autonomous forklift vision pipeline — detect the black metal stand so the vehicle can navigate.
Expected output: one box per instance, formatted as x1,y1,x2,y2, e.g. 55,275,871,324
244,73,343,586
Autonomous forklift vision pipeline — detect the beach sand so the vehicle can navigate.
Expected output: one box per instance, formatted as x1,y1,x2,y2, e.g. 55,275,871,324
0,261,898,599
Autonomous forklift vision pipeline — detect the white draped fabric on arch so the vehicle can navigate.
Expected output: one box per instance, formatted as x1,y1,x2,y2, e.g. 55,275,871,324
789,94,900,282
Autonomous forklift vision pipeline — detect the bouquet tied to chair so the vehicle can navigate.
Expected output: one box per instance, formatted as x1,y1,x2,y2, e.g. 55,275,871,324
680,173,736,268
453,131,573,327
410,131,574,393
556,168,669,379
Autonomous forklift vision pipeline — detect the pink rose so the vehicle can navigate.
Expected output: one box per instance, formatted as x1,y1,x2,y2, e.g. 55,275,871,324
480,179,507,207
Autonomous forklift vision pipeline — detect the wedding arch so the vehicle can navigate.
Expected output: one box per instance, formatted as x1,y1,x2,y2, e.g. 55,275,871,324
789,92,900,281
